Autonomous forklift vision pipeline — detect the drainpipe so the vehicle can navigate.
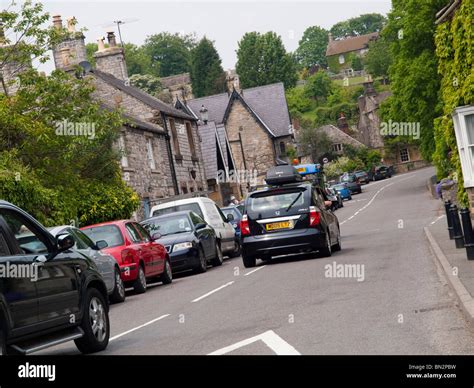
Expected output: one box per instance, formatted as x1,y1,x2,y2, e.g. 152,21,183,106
161,112,179,196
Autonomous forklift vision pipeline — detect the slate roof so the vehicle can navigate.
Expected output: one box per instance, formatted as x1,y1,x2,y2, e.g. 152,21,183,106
318,124,365,148
92,69,195,120
326,32,379,57
186,82,292,138
198,121,224,180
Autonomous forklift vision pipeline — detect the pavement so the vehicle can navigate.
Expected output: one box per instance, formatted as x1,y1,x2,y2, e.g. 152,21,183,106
39,166,474,355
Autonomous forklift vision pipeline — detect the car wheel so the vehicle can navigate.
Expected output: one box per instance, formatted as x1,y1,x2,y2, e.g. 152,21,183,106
348,195,352,200
211,242,224,267
110,268,126,304
228,241,241,258
133,266,147,294
193,246,208,274
74,288,110,354
318,231,332,257
161,260,173,284
242,254,256,268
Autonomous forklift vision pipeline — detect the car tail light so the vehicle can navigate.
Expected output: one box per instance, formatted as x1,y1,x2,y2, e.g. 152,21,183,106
240,215,250,236
121,249,134,265
309,206,321,227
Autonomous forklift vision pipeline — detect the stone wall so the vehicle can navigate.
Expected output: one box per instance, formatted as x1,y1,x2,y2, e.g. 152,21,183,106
225,98,276,189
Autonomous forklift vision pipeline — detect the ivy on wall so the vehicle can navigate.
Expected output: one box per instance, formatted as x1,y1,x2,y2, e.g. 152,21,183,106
433,0,473,206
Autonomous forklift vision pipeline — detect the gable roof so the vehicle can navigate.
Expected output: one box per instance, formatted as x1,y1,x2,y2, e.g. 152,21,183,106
318,124,365,148
326,32,379,57
92,69,195,120
185,82,292,138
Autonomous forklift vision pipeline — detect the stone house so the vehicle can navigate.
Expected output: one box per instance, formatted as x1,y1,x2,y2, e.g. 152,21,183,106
177,83,294,201
326,32,378,74
160,72,193,102
51,16,207,219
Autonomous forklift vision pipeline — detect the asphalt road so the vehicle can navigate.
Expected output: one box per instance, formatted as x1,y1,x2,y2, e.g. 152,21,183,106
41,167,474,355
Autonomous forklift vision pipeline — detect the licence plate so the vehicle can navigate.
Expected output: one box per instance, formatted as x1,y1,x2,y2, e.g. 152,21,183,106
266,221,292,231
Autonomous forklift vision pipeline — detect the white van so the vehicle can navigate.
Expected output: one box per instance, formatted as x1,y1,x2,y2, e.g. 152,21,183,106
150,197,239,258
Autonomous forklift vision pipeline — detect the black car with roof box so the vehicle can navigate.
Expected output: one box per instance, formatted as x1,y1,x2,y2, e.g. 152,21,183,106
240,166,341,268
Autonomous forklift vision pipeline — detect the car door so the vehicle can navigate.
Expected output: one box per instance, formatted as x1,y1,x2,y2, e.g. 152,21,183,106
314,188,339,241
134,222,165,275
189,212,215,258
125,222,156,277
0,214,39,336
214,205,235,253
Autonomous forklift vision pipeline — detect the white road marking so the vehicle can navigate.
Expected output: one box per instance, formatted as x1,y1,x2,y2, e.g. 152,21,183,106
191,281,235,303
110,314,170,341
244,265,266,276
208,330,301,355
430,215,446,225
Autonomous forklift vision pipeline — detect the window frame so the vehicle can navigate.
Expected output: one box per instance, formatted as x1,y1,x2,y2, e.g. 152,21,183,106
453,105,474,187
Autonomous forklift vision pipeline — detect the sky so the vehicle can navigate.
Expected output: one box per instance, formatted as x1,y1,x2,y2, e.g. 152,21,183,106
14,0,392,73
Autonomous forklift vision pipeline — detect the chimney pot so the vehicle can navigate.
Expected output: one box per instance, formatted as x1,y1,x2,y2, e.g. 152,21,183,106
59,47,71,66
97,37,106,51
52,15,63,30
107,31,117,47
66,17,76,33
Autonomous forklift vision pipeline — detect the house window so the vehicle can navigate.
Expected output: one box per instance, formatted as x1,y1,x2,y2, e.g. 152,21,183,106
453,105,474,187
400,148,410,163
338,54,345,64
186,121,196,156
146,138,156,170
333,143,343,153
169,118,181,155
118,135,128,168
279,141,286,155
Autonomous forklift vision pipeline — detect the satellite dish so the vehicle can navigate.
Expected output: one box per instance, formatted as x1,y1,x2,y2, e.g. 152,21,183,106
79,61,92,73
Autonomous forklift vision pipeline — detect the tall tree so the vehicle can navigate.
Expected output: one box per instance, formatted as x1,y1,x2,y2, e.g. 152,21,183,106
295,26,329,68
297,126,335,164
330,13,386,39
380,0,446,161
124,43,155,76
236,31,297,89
190,37,226,97
304,71,333,103
129,73,162,96
144,32,195,77
364,34,392,80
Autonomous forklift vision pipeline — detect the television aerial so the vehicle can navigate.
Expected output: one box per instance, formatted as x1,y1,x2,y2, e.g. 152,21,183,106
97,17,139,48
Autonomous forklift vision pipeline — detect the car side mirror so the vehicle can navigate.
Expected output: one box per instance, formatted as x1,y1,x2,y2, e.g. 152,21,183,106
56,234,75,252
151,232,161,241
226,214,234,222
195,223,207,230
324,200,333,210
95,240,108,250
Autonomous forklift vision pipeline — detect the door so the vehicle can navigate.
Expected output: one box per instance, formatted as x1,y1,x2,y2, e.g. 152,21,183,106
189,212,214,258
134,222,165,275
314,188,339,241
214,205,236,253
125,222,156,276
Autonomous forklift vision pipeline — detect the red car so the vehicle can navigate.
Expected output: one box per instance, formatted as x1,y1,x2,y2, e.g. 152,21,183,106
81,220,172,294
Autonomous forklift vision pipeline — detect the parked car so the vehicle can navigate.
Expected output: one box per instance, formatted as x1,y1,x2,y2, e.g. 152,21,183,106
340,173,362,194
150,197,238,259
0,200,110,355
354,170,370,184
81,220,172,294
325,187,343,209
369,165,392,181
49,225,125,303
331,183,352,201
221,206,243,241
140,211,222,273
240,165,341,268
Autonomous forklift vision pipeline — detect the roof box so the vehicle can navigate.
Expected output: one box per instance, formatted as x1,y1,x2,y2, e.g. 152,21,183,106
265,165,302,186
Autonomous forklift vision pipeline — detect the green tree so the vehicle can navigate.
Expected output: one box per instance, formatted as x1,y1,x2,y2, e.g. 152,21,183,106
144,32,195,77
304,71,333,102
236,31,297,89
380,0,446,161
297,126,335,164
129,73,162,96
124,43,155,76
295,26,329,68
364,34,392,80
330,13,386,39
190,37,226,97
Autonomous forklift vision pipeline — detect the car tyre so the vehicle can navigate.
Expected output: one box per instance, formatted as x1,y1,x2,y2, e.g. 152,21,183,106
228,241,241,258
110,267,126,304
74,288,110,354
161,259,173,284
318,231,332,257
242,254,256,268
133,266,147,294
211,242,224,267
193,246,208,274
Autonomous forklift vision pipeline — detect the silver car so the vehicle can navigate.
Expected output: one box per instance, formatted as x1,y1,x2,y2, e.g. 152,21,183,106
49,225,126,304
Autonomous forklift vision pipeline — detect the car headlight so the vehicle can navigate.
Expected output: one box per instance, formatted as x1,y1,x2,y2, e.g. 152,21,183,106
172,242,193,252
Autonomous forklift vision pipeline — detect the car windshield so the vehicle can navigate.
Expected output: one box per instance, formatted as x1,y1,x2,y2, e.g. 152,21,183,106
248,189,306,216
333,184,346,190
152,203,204,218
82,225,124,248
142,216,192,237
221,208,240,219
355,171,366,176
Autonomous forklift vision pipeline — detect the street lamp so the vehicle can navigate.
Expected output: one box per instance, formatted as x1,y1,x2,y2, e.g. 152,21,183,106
199,105,208,124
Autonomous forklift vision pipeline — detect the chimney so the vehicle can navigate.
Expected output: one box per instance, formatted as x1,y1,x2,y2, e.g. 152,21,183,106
52,15,87,71
328,32,333,42
93,31,128,81
337,112,349,134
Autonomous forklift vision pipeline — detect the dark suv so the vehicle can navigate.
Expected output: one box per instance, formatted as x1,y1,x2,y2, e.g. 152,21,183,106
0,201,110,355
240,166,341,268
